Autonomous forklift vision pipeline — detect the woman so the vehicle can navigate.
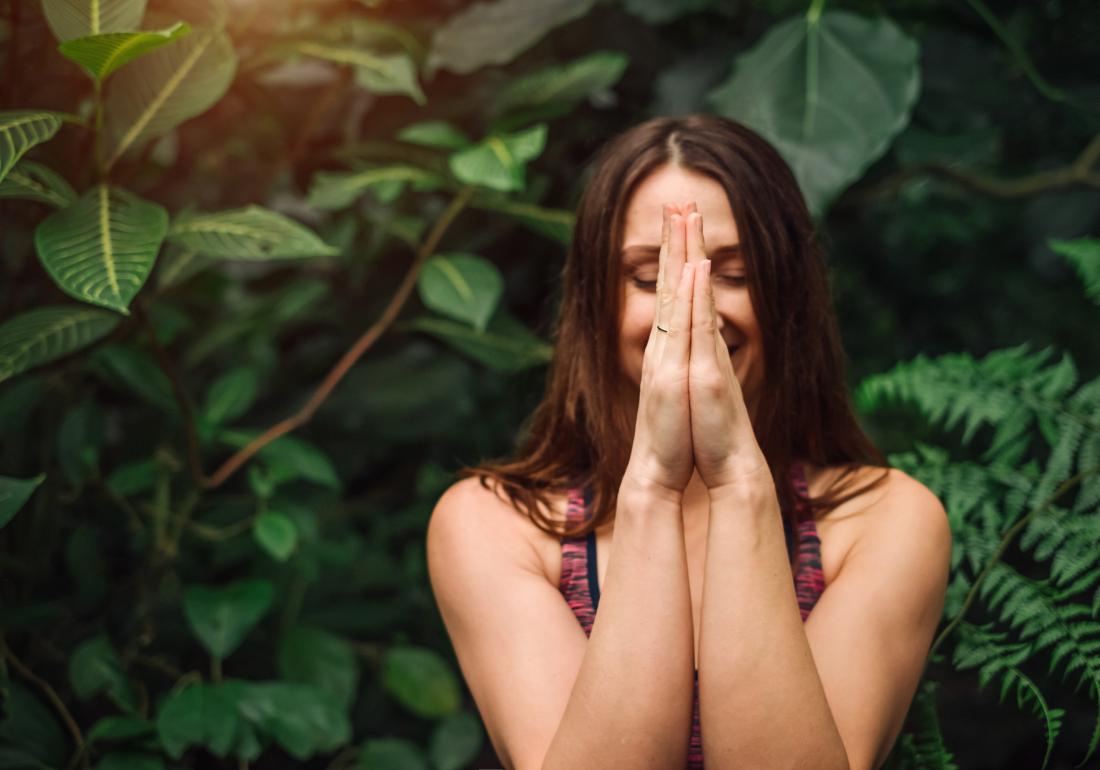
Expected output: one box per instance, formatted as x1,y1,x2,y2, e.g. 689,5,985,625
426,114,952,770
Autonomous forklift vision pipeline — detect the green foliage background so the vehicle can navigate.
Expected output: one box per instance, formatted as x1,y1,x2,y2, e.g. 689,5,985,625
1,0,1099,768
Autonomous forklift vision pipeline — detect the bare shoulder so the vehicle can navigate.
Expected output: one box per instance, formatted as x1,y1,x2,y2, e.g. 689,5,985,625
427,476,569,578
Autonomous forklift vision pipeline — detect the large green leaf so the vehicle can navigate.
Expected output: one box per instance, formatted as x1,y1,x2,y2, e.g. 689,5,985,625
0,305,120,384
398,312,552,373
167,205,339,259
182,578,275,660
448,124,548,192
104,25,237,167
86,344,176,413
0,474,46,530
293,41,425,106
68,634,137,711
705,9,919,216
236,681,350,760
382,646,461,718
307,165,447,210
201,365,261,425
34,185,168,315
0,111,64,183
277,625,359,708
42,0,147,42
218,429,342,490
59,22,191,82
491,50,629,130
426,0,599,76
397,120,471,150
0,160,76,207
467,192,573,245
417,253,503,333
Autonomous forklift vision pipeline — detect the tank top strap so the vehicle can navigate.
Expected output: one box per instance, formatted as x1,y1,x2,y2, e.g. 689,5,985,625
792,461,826,616
559,485,597,635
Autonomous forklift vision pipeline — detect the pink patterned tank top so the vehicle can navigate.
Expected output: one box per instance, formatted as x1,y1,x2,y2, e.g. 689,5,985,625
557,461,826,769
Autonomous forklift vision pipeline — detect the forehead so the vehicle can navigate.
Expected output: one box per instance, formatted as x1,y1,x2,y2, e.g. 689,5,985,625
620,165,740,261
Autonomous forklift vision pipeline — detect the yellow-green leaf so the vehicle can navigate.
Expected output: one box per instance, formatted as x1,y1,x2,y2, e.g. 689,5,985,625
0,111,64,183
0,306,121,384
59,22,191,82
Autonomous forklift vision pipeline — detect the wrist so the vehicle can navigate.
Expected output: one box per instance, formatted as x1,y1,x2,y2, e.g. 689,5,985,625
619,471,684,508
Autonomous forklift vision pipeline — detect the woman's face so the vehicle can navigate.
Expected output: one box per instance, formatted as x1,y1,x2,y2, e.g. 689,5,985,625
618,164,764,414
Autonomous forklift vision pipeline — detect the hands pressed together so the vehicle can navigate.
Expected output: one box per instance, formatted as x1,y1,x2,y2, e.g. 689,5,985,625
625,202,773,502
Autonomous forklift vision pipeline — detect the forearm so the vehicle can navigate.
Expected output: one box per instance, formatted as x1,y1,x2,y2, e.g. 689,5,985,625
543,481,695,770
698,486,848,770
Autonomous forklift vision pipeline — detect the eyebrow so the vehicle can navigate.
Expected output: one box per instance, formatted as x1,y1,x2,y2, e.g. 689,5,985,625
621,244,743,264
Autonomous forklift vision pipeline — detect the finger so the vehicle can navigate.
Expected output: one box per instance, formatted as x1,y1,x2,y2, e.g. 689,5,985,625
669,212,687,304
664,261,694,368
685,211,706,265
691,259,719,371
652,204,672,335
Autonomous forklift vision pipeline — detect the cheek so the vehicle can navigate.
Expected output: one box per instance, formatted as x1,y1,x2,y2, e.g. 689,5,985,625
620,296,654,341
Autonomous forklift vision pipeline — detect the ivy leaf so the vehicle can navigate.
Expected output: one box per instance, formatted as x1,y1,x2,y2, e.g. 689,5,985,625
34,185,169,315
418,253,503,333
429,711,483,770
168,206,339,259
58,22,191,82
706,9,919,216
449,124,548,192
0,111,64,183
68,635,137,712
0,160,76,207
0,474,46,530
277,626,359,708
253,511,298,562
182,579,275,660
382,646,461,718
0,306,120,385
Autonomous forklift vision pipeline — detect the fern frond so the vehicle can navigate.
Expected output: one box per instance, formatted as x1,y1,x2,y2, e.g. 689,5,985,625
954,622,1065,770
891,680,960,770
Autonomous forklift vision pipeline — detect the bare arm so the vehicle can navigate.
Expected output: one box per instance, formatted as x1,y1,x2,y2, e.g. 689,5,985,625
542,478,694,770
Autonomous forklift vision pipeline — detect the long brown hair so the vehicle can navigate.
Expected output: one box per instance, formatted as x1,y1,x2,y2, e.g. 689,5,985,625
455,113,889,555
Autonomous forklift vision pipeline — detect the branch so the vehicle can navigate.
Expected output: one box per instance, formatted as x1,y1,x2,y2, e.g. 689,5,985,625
840,131,1100,207
0,636,88,770
146,185,477,490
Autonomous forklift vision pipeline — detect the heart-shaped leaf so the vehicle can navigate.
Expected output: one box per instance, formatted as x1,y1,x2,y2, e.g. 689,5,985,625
706,9,919,216
0,111,64,183
418,253,503,333
35,185,168,315
59,22,191,82
156,680,252,759
0,474,46,530
0,306,121,384
42,0,147,42
449,124,547,192
167,205,339,259
0,160,76,207
235,681,350,760
182,579,275,660
104,25,237,168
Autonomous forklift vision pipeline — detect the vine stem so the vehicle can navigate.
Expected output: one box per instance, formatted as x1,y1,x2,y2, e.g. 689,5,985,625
0,636,88,770
143,184,477,491
926,461,1100,666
